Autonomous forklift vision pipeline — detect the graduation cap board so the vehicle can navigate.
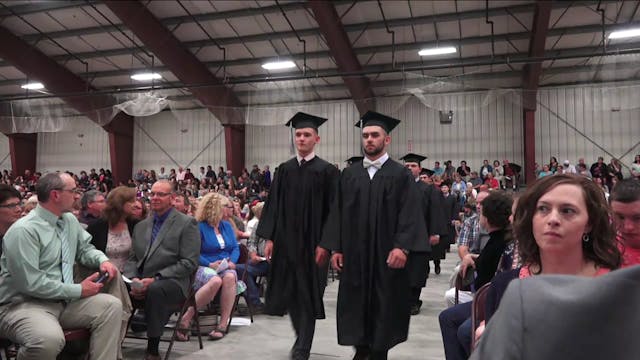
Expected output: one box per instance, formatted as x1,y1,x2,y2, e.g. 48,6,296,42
285,112,327,130
421,168,435,176
399,153,427,166
355,111,400,133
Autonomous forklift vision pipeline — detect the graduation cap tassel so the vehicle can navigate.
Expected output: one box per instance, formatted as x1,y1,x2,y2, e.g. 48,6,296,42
359,118,364,156
289,125,295,155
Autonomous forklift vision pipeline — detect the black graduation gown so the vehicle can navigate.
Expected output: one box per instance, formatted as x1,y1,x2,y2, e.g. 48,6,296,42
431,193,459,260
256,156,339,319
321,159,427,351
407,181,447,288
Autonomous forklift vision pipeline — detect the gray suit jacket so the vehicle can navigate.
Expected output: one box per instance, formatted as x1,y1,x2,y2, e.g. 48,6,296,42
471,265,640,360
124,209,200,297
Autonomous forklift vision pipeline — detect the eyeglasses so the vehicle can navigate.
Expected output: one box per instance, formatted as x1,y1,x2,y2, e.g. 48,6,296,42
58,188,82,194
225,205,234,209
149,191,172,197
0,202,21,209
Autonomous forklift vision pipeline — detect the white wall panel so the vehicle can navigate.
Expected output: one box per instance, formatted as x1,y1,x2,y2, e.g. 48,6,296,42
246,91,524,172
536,85,640,175
36,117,110,174
0,134,10,172
134,109,226,172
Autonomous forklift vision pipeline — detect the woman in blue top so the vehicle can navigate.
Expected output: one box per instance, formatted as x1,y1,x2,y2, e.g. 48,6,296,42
176,192,239,341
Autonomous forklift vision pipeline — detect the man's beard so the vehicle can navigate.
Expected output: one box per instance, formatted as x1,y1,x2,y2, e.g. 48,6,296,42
363,143,384,157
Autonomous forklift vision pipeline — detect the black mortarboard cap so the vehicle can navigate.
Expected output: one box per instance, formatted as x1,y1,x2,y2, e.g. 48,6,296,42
355,111,400,133
421,168,434,176
285,112,327,130
400,153,427,165
346,156,364,164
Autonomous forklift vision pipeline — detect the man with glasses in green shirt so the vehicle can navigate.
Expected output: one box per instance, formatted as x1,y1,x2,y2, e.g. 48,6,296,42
0,173,122,360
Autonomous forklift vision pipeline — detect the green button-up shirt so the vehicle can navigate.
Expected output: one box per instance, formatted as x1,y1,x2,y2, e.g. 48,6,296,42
0,205,108,304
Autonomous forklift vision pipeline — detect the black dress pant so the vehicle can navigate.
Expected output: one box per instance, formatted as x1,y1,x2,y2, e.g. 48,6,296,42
131,279,185,338
288,271,317,358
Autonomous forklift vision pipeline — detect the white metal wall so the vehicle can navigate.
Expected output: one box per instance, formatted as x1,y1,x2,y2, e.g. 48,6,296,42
536,85,640,174
133,109,227,172
36,117,110,174
245,91,524,171
0,134,10,172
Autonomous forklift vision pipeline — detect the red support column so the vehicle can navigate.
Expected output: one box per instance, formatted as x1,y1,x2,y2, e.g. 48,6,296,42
224,125,245,176
523,109,536,185
104,112,134,186
7,133,37,178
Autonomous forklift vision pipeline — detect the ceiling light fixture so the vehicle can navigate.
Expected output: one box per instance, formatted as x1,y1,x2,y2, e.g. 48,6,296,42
261,60,296,70
130,72,162,81
418,46,457,56
20,82,45,90
608,28,640,39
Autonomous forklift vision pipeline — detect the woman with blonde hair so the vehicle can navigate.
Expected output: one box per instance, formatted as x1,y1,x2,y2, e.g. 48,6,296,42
176,192,240,341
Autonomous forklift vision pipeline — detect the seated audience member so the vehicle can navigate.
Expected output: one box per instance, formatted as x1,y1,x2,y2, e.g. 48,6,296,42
0,173,121,360
470,264,637,360
224,198,250,244
492,161,504,188
439,192,514,360
451,174,467,205
479,160,493,181
124,180,200,360
21,194,38,216
548,156,559,173
464,182,477,202
484,173,499,190
468,171,483,190
176,193,241,342
562,159,577,174
131,198,148,220
537,164,553,178
473,174,621,356
631,154,640,179
0,184,22,252
86,186,138,359
442,174,621,360
79,190,106,227
236,201,268,311
610,178,640,267
173,193,191,215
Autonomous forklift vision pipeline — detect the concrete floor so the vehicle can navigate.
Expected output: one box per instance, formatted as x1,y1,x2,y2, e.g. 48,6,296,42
122,253,458,360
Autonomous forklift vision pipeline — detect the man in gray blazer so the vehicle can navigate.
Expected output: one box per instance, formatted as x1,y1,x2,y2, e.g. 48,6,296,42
471,265,640,360
124,180,200,360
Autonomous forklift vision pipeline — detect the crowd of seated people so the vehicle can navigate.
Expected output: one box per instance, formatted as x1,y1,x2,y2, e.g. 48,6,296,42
0,153,638,359
438,174,640,360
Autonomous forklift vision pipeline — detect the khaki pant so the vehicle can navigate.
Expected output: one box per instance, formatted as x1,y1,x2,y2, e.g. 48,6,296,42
0,294,122,360
76,266,132,360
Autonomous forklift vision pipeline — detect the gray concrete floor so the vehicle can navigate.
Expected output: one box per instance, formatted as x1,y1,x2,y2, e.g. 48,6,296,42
122,252,457,359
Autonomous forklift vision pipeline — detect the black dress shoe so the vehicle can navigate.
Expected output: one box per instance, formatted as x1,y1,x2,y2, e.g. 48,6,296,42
435,263,441,275
353,346,370,360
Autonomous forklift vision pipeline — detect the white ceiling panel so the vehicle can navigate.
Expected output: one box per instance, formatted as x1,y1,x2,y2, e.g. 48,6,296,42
550,5,602,28
75,33,129,51
0,66,25,80
46,6,104,29
241,41,281,59
145,1,188,19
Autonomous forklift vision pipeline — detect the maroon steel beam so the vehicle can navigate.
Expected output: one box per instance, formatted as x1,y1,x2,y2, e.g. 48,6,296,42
309,1,375,115
104,0,245,175
522,1,551,184
0,26,133,184
7,133,36,179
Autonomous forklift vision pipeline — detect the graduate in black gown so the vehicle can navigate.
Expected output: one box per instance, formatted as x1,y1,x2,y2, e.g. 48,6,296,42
256,112,339,360
321,111,427,360
431,183,460,273
399,153,447,315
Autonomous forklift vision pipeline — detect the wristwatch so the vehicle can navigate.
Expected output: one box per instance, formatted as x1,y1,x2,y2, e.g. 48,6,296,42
154,274,163,281
401,248,410,255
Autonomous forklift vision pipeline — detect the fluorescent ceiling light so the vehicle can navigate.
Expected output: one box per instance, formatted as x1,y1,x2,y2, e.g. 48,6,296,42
20,82,45,90
608,28,640,39
418,46,457,56
261,60,296,70
130,72,162,81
